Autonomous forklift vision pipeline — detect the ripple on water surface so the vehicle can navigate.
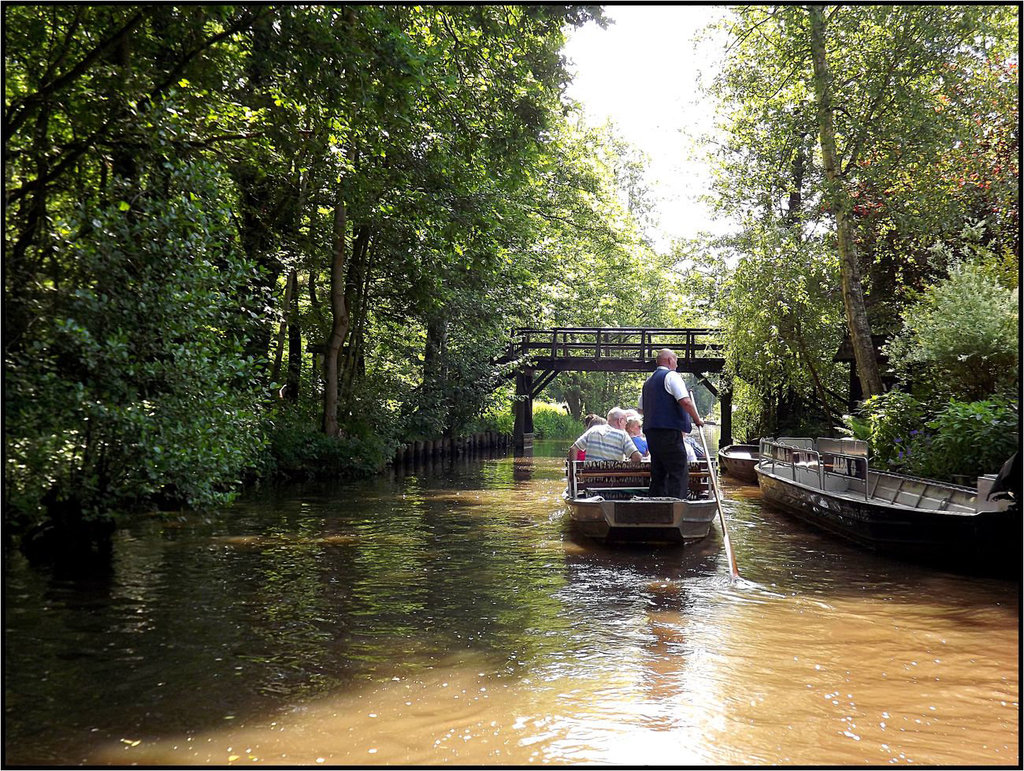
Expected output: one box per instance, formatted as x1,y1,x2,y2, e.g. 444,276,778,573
3,443,1019,766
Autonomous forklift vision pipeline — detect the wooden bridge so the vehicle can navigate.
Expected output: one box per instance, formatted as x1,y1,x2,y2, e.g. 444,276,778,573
498,327,731,451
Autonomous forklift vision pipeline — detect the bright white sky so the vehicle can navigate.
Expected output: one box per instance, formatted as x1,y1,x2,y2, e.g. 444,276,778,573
561,5,733,251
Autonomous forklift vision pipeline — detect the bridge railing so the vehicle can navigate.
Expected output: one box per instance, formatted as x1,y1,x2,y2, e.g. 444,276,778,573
507,327,723,363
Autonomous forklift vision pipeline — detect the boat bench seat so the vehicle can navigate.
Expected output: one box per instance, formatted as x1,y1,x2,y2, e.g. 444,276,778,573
820,473,853,493
791,465,857,493
872,478,976,513
569,460,712,499
791,466,821,486
895,490,927,508
580,487,647,501
907,492,974,513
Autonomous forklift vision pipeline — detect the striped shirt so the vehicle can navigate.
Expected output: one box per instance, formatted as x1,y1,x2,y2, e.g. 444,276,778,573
573,425,638,462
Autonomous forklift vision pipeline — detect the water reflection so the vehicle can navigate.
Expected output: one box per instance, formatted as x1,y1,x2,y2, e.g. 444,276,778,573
3,442,1018,766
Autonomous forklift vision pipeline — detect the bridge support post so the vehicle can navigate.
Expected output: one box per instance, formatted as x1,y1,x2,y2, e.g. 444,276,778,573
720,384,733,447
514,370,534,453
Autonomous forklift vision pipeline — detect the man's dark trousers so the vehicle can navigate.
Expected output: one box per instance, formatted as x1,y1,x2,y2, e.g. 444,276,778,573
646,428,688,498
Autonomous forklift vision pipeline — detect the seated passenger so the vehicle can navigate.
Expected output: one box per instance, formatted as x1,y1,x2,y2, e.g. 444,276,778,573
568,407,641,463
575,414,606,461
624,413,649,459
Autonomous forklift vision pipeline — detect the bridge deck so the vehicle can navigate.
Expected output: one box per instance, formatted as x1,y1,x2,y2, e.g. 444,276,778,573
501,327,724,372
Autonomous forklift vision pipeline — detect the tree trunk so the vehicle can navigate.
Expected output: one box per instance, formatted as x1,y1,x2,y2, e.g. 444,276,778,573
422,315,450,434
282,161,309,403
423,316,448,384
792,319,840,422
286,272,301,402
807,4,884,400
564,387,582,421
339,225,371,408
786,119,808,226
321,191,350,436
270,268,296,386
4,103,52,356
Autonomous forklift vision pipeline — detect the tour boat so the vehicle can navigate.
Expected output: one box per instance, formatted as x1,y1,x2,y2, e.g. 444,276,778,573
755,437,1020,573
563,460,718,544
717,443,760,484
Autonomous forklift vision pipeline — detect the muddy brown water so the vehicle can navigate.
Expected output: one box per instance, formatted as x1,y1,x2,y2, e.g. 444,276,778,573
3,439,1018,765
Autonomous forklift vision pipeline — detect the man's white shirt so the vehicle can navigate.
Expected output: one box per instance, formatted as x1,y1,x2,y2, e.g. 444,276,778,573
637,365,690,412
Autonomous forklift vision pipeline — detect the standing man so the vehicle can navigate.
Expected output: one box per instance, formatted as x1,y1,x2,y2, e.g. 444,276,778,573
639,349,705,498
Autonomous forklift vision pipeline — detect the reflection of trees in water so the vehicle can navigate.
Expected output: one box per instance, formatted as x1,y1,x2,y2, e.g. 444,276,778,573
513,458,535,481
11,443,1017,767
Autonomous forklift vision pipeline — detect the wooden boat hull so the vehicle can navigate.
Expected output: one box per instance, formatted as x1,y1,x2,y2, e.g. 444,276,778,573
756,460,1020,572
718,444,760,484
565,495,718,544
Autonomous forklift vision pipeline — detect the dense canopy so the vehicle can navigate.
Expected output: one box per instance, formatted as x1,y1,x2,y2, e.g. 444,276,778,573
3,4,1018,547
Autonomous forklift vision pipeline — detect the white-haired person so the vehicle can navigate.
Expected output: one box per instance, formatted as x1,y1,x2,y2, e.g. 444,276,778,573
624,411,649,459
567,406,641,463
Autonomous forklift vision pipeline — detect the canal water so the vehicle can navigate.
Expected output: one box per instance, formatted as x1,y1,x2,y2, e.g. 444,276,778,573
4,438,1019,766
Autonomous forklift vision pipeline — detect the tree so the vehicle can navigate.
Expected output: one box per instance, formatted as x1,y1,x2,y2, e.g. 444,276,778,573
807,5,882,398
885,260,1019,402
513,119,683,417
4,3,696,546
705,4,1018,426
4,7,273,541
243,6,608,437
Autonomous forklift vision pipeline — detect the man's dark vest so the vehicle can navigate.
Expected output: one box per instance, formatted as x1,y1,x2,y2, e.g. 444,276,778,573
642,368,692,432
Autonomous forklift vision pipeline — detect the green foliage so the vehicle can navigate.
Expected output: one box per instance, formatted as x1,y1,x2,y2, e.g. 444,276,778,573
684,378,717,420
267,5,615,442
728,379,764,442
477,404,516,436
884,260,1019,401
266,407,390,480
531,402,584,440
706,5,1018,431
839,390,927,469
4,158,268,522
2,3,678,545
841,391,1018,482
906,398,1019,482
684,226,847,437
506,117,686,421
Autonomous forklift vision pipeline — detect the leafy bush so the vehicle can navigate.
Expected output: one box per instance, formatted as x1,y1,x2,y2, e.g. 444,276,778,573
4,158,268,525
531,402,584,439
840,389,927,469
884,262,1019,401
841,236,1021,484
901,397,1018,482
841,392,1018,482
267,407,391,480
476,403,515,435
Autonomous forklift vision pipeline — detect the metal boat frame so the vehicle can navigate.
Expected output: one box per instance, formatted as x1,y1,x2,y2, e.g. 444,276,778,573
564,460,718,543
755,437,1018,570
717,443,760,484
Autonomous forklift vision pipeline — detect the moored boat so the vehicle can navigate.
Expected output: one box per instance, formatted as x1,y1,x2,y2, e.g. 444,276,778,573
718,443,760,484
755,437,1020,574
564,460,718,544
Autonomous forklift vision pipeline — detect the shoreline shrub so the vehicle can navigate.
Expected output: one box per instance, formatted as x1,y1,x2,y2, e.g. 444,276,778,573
902,397,1019,482
884,262,1019,402
842,391,1018,482
531,402,584,440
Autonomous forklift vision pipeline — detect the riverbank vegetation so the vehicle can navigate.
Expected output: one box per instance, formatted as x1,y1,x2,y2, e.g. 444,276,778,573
4,5,688,545
4,5,1018,551
688,5,1018,479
